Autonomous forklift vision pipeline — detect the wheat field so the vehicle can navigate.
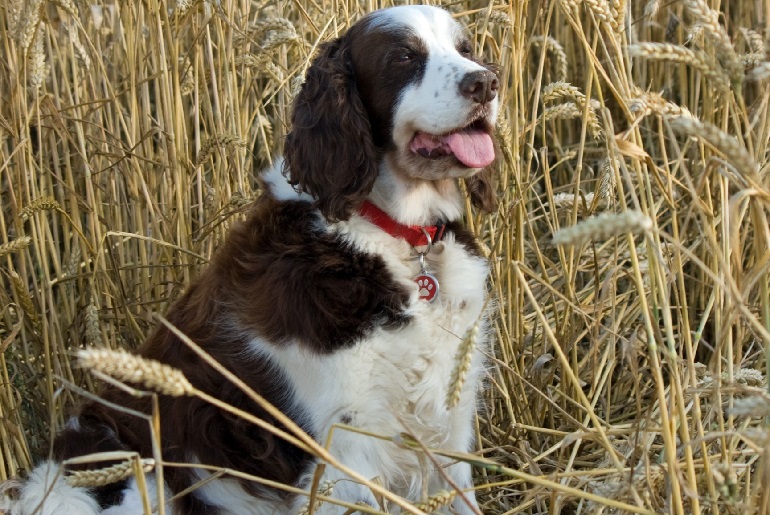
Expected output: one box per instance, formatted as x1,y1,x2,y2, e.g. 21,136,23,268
1,0,769,513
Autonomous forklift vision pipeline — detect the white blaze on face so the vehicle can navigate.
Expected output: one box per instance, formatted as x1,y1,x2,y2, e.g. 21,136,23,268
370,6,498,172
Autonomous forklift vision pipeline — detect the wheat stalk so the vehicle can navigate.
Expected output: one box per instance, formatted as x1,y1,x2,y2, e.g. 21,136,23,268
539,102,581,124
643,0,660,19
682,0,743,84
553,211,653,246
609,0,626,29
411,490,456,514
235,18,299,50
10,271,40,331
68,24,91,72
628,43,729,90
529,36,568,81
78,349,194,397
669,116,759,179
9,0,42,50
66,459,155,487
541,82,603,139
173,0,195,17
729,396,770,418
628,88,693,119
477,9,512,28
552,192,595,210
297,480,336,515
741,53,765,69
28,24,48,93
446,321,480,410
196,134,248,165
84,304,102,347
18,196,61,222
597,158,617,201
0,237,31,258
583,0,617,31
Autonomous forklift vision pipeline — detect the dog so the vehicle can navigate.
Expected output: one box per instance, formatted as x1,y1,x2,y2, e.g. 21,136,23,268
7,5,498,514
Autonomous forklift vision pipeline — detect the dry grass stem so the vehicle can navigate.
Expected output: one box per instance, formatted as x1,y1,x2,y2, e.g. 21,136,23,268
669,116,760,178
196,134,249,165
18,196,61,222
78,349,194,398
628,88,693,119
0,237,31,258
446,322,480,410
66,459,156,488
683,0,743,82
552,210,653,246
529,36,568,81
542,82,603,139
539,102,581,125
296,480,335,515
411,490,456,514
10,271,41,331
628,43,729,89
552,192,595,210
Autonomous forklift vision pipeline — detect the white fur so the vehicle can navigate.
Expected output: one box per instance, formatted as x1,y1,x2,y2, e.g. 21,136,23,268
99,475,167,515
11,461,100,515
369,163,465,226
187,460,283,515
261,156,313,203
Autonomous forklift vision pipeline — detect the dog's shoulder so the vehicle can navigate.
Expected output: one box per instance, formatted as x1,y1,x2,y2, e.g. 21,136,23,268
207,192,412,354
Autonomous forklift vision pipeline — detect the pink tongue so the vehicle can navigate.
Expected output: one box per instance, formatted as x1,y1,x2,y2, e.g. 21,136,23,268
409,129,495,168
443,128,495,168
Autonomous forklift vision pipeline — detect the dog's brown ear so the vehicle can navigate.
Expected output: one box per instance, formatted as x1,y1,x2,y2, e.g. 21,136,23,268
464,167,497,212
283,36,378,222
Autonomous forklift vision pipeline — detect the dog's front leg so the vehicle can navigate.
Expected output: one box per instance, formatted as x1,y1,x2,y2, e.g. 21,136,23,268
445,460,479,515
291,438,386,515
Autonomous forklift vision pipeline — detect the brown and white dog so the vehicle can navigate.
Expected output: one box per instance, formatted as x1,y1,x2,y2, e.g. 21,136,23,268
9,5,498,514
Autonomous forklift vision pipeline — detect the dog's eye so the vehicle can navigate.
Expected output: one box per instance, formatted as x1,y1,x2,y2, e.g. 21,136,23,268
458,42,473,57
394,49,416,63
390,46,419,64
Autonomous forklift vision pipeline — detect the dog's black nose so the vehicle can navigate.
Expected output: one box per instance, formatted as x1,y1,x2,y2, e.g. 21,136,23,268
459,70,498,104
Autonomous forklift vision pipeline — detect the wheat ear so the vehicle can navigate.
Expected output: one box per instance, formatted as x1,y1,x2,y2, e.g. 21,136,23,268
66,459,155,487
553,211,653,246
78,348,194,397
446,321,481,410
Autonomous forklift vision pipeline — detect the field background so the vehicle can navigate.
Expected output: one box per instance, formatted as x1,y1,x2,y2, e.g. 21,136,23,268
1,0,770,513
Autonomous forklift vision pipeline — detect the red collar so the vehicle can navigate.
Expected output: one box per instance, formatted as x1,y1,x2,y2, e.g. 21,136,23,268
359,200,446,247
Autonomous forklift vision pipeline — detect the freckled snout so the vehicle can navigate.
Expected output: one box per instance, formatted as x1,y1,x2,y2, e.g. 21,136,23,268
459,70,498,104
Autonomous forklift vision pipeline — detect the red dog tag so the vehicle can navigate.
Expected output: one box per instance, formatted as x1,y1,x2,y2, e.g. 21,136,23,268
415,273,439,302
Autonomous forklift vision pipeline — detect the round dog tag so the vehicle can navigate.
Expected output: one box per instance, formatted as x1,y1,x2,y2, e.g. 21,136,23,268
415,273,439,302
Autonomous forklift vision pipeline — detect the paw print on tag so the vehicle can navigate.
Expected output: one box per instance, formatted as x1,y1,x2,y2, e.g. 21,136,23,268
414,274,439,302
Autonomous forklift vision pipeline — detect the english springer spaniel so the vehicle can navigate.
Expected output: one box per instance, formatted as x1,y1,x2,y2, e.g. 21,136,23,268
9,5,498,514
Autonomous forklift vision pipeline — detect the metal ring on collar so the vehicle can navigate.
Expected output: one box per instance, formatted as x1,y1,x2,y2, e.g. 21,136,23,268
419,227,433,255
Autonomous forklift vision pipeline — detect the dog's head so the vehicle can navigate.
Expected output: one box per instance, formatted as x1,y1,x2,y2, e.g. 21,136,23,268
284,5,499,221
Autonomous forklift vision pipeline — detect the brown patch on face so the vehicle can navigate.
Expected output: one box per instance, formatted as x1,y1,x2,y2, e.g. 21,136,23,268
347,23,428,148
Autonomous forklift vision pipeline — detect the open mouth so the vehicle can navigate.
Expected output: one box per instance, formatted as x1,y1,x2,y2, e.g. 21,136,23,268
408,118,495,169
